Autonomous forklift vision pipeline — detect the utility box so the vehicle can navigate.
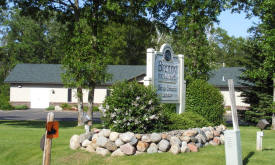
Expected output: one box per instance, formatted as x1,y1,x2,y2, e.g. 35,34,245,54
256,119,269,130
224,130,243,165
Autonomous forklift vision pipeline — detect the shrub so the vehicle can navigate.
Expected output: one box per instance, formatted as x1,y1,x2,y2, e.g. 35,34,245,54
60,103,72,110
46,106,55,111
0,84,13,110
102,81,165,133
166,111,211,130
13,105,28,110
186,79,225,125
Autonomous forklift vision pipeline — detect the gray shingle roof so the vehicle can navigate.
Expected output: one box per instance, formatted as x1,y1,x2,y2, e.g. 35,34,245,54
4,64,245,87
208,67,245,87
4,64,146,85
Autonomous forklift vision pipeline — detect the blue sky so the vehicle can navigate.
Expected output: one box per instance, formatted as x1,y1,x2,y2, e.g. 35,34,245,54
216,10,260,38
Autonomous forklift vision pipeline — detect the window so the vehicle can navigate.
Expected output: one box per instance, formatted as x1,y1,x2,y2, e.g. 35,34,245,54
68,88,72,102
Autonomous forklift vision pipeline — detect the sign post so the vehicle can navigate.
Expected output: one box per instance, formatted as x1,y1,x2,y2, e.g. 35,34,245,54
144,44,185,114
43,112,59,165
224,79,242,165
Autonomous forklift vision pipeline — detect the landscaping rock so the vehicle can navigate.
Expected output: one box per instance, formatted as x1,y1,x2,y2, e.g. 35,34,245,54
79,133,91,143
135,151,145,155
188,143,199,152
102,129,111,138
111,149,125,157
147,143,158,154
170,136,181,146
213,130,221,137
96,136,108,148
120,132,135,143
120,143,136,155
180,141,190,153
161,133,168,139
180,136,191,143
220,135,225,145
109,132,119,141
169,145,180,154
150,133,162,143
135,134,142,140
141,134,151,143
158,139,170,152
96,147,110,156
213,137,221,145
205,131,214,140
209,140,218,146
54,105,62,111
70,135,80,150
190,137,197,143
184,130,197,137
137,141,149,152
81,139,91,147
196,134,207,144
105,141,117,151
115,138,124,147
129,137,138,145
85,145,95,152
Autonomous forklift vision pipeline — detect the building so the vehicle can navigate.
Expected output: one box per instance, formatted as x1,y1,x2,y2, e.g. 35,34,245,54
4,63,249,109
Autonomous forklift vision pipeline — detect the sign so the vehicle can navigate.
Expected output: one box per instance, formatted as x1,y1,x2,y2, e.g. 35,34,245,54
46,121,59,139
154,45,179,102
144,44,186,113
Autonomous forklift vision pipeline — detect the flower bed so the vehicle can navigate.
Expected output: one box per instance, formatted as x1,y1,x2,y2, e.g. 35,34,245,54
69,125,226,156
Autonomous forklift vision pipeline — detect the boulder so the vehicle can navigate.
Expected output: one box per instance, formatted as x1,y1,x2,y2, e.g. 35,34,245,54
170,136,181,146
109,132,119,141
180,141,190,153
213,137,221,145
161,133,168,139
188,143,199,152
205,131,214,140
105,141,117,151
196,134,207,144
79,133,92,144
96,147,110,156
213,130,221,137
220,135,225,145
115,138,124,147
54,105,62,111
135,151,145,155
111,149,125,157
102,129,111,138
209,140,218,146
147,143,158,154
180,136,191,143
85,145,95,153
70,135,80,150
120,132,135,143
141,134,151,143
96,136,108,148
135,134,142,140
81,139,91,147
129,137,138,145
150,133,162,143
137,141,149,152
190,137,197,143
158,139,170,152
120,143,136,155
169,145,181,154
184,130,197,137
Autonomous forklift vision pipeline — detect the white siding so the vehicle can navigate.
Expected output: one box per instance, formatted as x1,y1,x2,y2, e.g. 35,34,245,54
49,88,68,103
220,88,250,107
10,86,30,102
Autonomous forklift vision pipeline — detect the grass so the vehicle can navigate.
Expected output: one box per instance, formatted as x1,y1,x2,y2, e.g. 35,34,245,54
0,121,274,165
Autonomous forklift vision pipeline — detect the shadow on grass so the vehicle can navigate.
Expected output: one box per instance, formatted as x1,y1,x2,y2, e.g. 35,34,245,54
0,120,102,128
263,148,273,151
243,151,255,165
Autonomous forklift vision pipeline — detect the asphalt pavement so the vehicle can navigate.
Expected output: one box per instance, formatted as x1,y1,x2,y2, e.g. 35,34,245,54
0,109,101,122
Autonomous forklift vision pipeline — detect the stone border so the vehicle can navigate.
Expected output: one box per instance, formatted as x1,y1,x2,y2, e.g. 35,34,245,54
70,125,226,156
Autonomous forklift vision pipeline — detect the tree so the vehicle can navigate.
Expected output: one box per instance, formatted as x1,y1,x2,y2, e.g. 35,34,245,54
231,0,275,124
171,0,227,80
209,27,248,67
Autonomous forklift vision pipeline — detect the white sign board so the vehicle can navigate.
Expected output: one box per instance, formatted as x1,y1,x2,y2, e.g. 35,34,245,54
154,50,179,102
144,44,185,113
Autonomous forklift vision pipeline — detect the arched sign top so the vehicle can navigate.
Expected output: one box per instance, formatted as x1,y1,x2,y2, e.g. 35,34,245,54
159,44,174,62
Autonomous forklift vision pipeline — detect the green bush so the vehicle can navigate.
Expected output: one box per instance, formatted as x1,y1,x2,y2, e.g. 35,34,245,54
102,81,165,133
84,105,99,112
60,103,72,110
186,79,225,125
46,106,55,111
166,111,211,130
13,105,28,110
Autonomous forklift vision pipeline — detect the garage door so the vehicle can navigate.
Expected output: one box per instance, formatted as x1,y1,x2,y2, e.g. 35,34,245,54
30,88,50,108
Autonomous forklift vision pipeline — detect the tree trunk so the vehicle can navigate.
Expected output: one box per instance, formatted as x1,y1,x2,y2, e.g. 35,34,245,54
87,85,95,126
77,87,84,126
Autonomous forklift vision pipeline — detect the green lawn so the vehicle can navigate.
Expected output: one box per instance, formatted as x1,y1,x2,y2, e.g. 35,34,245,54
0,120,274,165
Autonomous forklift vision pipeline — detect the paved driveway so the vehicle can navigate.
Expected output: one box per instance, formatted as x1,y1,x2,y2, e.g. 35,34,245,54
0,109,101,122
